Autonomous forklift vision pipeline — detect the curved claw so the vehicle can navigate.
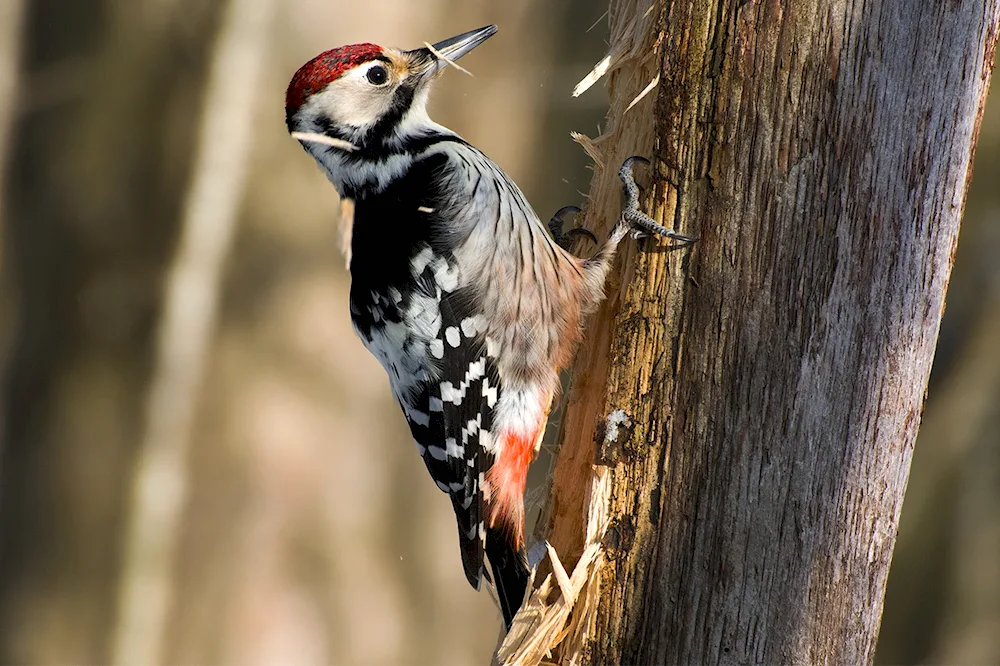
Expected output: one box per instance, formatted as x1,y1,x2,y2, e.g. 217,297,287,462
619,156,650,197
549,205,582,226
620,155,650,174
562,227,598,245
618,156,698,244
548,205,596,251
548,206,581,245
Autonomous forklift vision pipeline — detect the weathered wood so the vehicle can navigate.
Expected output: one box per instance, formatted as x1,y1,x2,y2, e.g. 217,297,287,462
542,1,1000,664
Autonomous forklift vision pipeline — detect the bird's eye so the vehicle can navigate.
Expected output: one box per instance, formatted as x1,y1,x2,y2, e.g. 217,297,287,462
366,65,389,85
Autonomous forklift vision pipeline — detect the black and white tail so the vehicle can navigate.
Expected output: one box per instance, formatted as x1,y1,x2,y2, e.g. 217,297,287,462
486,528,529,628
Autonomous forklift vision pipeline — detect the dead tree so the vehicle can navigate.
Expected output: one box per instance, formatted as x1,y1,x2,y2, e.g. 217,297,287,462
498,1,1000,664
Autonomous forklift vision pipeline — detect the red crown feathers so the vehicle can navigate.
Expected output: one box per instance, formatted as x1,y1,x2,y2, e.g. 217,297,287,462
286,43,383,116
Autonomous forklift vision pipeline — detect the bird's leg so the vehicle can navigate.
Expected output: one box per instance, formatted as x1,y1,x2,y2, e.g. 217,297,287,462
547,205,598,252
619,156,698,243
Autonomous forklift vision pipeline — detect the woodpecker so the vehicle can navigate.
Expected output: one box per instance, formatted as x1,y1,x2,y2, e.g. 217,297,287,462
285,25,694,627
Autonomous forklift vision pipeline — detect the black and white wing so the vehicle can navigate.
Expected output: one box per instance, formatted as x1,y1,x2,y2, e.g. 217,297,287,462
350,142,528,623
402,278,498,588
349,146,497,587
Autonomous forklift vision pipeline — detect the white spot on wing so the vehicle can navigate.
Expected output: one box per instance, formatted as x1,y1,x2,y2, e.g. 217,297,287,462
433,258,460,292
445,437,464,458
429,339,444,359
440,382,462,406
465,358,485,383
411,246,434,276
407,409,430,427
445,326,461,348
460,317,478,337
461,417,480,444
429,397,443,412
482,377,498,408
480,428,496,454
428,445,448,461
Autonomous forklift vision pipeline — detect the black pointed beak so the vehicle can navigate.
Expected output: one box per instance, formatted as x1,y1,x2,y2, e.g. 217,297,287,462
411,25,498,74
431,25,497,61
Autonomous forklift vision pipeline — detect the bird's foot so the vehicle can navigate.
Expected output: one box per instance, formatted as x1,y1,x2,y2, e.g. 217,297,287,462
619,156,698,243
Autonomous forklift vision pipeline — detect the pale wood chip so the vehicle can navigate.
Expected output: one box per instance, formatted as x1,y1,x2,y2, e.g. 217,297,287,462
290,131,357,152
423,41,474,77
625,74,660,113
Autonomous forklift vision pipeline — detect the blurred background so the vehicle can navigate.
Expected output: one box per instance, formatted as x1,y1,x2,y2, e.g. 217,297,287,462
0,0,995,663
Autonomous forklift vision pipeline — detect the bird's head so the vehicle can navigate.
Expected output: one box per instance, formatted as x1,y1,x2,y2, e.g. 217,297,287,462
286,25,496,170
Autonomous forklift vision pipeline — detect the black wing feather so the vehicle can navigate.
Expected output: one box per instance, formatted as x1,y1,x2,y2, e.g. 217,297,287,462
350,142,527,624
402,278,495,588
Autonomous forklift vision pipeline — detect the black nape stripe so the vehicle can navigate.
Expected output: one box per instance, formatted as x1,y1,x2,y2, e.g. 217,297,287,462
312,89,471,167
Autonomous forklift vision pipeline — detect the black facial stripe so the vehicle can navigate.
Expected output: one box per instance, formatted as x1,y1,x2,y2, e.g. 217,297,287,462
343,134,469,165
311,81,469,163
329,134,469,202
368,82,416,143
314,116,354,144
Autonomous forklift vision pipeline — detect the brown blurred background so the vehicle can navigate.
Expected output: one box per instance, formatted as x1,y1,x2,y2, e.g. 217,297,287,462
0,0,996,663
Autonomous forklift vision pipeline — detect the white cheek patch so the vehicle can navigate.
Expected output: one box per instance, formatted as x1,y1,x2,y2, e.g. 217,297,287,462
321,64,396,128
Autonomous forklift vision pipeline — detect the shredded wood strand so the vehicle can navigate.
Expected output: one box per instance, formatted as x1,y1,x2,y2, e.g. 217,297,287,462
494,468,611,666
625,74,660,113
290,131,357,152
423,41,474,77
570,132,605,169
586,10,610,33
338,199,354,268
573,54,614,97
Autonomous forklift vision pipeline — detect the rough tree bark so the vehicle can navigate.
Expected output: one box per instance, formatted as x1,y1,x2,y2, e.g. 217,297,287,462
529,1,999,664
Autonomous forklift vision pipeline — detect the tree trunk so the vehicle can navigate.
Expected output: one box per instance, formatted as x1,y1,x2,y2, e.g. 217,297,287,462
510,1,999,664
